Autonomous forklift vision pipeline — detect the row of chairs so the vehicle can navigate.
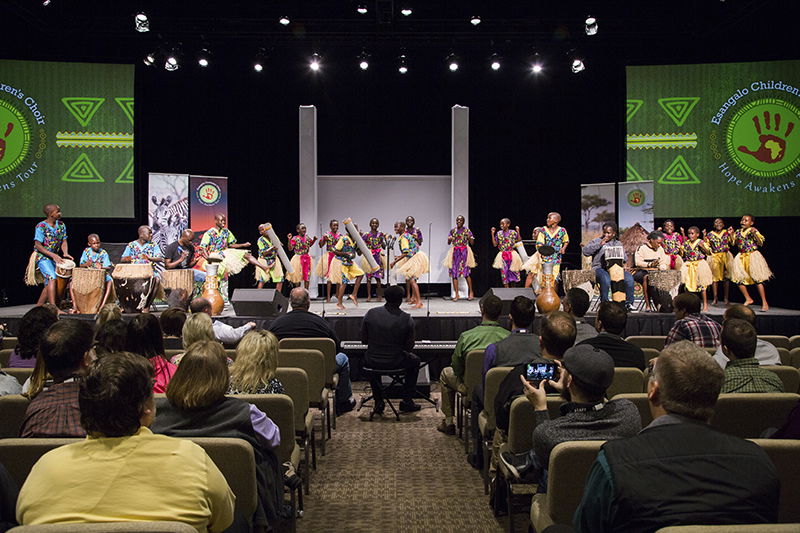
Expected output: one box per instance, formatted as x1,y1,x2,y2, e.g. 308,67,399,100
626,335,800,351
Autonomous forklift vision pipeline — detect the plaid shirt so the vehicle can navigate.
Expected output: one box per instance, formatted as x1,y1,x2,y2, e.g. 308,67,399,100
721,358,784,393
664,313,722,349
20,379,85,438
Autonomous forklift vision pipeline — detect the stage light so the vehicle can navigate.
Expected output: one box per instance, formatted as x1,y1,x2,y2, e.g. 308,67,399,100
253,49,266,72
400,5,412,16
490,54,501,71
358,51,369,70
42,0,51,6
398,54,408,74
530,51,543,74
135,12,150,33
309,53,321,72
357,4,368,14
470,15,481,26
447,53,459,72
585,16,598,36
165,55,179,72
532,63,543,73
197,49,211,68
143,52,156,66
279,15,290,26
571,58,586,73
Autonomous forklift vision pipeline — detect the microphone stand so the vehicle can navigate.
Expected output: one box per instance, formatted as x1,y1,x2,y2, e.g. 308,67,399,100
427,222,432,318
319,223,325,317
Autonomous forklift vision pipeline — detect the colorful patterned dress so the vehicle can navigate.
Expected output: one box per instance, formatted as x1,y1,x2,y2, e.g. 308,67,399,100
333,235,364,284
407,227,423,245
443,227,476,279
198,226,248,276
315,231,342,281
661,232,684,270
27,220,68,286
80,248,113,282
122,240,163,279
731,228,773,285
705,230,734,283
361,231,386,279
522,226,570,283
287,235,314,283
679,239,713,292
492,229,522,284
396,231,430,280
255,235,283,283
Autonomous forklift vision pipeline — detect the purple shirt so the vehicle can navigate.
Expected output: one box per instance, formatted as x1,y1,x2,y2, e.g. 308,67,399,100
7,348,37,368
249,404,281,449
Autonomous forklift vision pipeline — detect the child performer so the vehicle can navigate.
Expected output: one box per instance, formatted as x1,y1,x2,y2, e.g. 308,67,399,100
523,212,569,290
658,220,685,270
704,218,734,306
391,220,430,309
333,231,365,309
286,224,317,290
404,216,423,301
491,218,522,287
679,226,714,312
730,214,772,311
443,215,476,301
74,233,114,311
316,219,342,303
25,203,73,307
361,218,387,302
198,213,262,300
254,224,284,292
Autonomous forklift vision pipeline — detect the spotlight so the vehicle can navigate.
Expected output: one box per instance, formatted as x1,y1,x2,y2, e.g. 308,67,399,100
309,53,321,72
398,54,408,74
135,12,150,33
532,64,543,73
279,15,290,26
253,49,266,72
530,51,543,73
358,51,369,70
400,5,412,16
357,4,368,14
447,53,459,72
585,16,598,36
42,0,51,6
143,52,156,67
571,58,586,73
165,54,179,72
197,49,211,68
490,54,501,71
470,15,481,26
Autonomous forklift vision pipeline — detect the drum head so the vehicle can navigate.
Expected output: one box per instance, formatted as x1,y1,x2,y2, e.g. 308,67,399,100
538,245,555,257
56,259,76,277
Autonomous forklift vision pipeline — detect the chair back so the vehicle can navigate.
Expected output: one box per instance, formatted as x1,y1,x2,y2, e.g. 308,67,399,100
275,367,310,433
278,348,326,406
545,440,605,525
2,367,33,387
278,338,336,387
462,349,486,398
711,393,800,438
655,525,800,532
482,366,513,430
759,335,791,350
607,367,645,397
642,347,660,363
791,348,800,370
7,522,198,532
230,393,295,465
0,348,13,367
765,366,800,393
0,438,80,488
749,439,800,524
1,337,16,350
0,394,30,438
506,395,565,454
779,347,792,367
610,393,653,427
625,336,667,350
790,335,800,350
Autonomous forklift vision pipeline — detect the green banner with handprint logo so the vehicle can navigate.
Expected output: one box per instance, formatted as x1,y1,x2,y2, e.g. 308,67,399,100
626,60,800,217
0,59,133,218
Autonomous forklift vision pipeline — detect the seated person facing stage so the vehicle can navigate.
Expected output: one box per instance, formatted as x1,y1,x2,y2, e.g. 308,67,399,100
17,351,235,532
437,294,510,435
578,302,645,370
228,330,285,395
563,288,594,345
664,292,722,349
361,285,421,414
7,306,57,368
712,303,781,367
582,222,635,309
573,341,779,532
269,287,355,413
20,319,94,438
633,231,670,312
502,345,641,487
190,297,255,344
126,313,177,393
719,319,783,393
164,229,206,282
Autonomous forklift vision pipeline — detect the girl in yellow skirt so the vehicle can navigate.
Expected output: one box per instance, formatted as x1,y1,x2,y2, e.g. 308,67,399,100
443,215,476,301
333,233,365,309
391,221,430,309
703,218,734,306
254,224,284,292
491,218,522,287
316,219,342,302
679,226,714,312
730,214,773,311
286,223,317,290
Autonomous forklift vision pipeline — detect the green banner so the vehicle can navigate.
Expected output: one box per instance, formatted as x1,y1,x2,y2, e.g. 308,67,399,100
0,59,134,218
626,60,800,217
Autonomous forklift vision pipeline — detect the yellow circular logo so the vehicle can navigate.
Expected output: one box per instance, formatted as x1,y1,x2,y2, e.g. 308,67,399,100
197,182,221,206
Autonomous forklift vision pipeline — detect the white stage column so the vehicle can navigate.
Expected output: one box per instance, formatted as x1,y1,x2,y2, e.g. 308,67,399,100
299,105,319,298
451,105,470,297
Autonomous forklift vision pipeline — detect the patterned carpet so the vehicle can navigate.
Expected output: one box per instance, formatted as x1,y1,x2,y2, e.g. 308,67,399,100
294,382,527,533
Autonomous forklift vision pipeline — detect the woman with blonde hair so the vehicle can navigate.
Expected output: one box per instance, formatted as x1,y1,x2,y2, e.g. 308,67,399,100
170,312,215,365
228,330,285,394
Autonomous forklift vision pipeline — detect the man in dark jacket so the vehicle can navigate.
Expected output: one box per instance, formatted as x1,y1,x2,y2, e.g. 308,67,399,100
578,301,645,370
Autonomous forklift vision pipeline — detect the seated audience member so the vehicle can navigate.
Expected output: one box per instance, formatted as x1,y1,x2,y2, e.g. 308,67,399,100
190,297,256,344
713,304,780,367
228,330,285,394
770,400,800,439
125,313,177,393
720,319,783,393
172,312,217,365
17,351,235,532
578,301,645,370
361,285,420,414
0,462,17,530
664,292,721,349
563,288,595,345
573,341,779,532
502,344,641,488
270,287,355,414
7,306,58,368
483,296,541,383
94,302,121,329
0,369,21,396
92,318,127,358
160,307,188,338
633,231,670,312
152,340,281,527
20,319,93,437
437,294,509,435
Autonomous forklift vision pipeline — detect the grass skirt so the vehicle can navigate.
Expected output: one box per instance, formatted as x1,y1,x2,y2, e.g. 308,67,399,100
286,254,310,284
731,250,773,285
442,246,476,269
255,260,284,283
221,249,248,275
521,252,540,273
24,252,43,286
326,257,345,284
709,251,734,282
396,251,430,280
681,259,713,292
492,250,523,271
360,253,387,278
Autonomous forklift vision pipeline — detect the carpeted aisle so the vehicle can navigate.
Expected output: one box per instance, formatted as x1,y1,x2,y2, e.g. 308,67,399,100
295,383,514,532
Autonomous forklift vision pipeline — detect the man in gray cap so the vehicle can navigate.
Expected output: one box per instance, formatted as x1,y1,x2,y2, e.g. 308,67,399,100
501,344,641,489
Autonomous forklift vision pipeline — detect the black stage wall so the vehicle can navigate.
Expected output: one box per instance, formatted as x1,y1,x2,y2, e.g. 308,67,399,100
0,1,796,310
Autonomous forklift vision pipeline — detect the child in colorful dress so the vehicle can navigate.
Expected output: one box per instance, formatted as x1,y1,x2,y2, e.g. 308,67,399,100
679,226,713,312
391,221,430,309
25,203,73,308
443,215,476,301
404,216,423,302
75,233,114,311
286,223,317,290
254,224,284,292
491,218,522,287
523,212,570,291
316,219,342,303
703,218,734,306
730,214,772,311
658,220,685,270
360,218,387,302
197,213,261,300
333,232,365,310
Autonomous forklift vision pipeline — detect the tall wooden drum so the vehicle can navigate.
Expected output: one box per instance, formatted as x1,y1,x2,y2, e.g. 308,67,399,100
604,245,627,303
113,264,160,313
162,269,194,299
72,267,105,314
54,259,75,303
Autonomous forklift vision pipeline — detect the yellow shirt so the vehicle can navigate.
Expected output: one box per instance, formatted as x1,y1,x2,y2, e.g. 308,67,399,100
17,427,235,533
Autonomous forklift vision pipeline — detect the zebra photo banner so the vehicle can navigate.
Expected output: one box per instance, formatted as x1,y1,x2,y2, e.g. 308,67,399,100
148,173,189,251
189,175,228,232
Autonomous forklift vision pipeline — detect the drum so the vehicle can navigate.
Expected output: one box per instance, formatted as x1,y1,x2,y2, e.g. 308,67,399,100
54,259,75,302
162,269,194,298
72,267,105,314
650,269,682,297
604,246,627,303
112,264,162,313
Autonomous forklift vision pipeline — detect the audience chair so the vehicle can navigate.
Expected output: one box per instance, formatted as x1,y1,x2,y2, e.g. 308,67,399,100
278,338,338,428
606,367,645,398
751,439,800,524
3,367,34,387
759,335,791,350
779,348,792,367
7,522,198,532
711,393,800,438
0,394,30,438
0,348,13,367
655,525,800,532
529,440,605,533
164,349,182,361
610,393,654,427
457,349,485,452
766,366,800,393
625,336,667,350
278,348,330,456
791,348,800,369
642,347,660,364
479,366,514,494
790,335,800,350
1,337,16,350
275,367,315,492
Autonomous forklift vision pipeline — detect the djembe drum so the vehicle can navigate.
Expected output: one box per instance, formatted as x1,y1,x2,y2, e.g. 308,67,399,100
72,267,105,314
650,269,681,311
162,269,195,300
604,245,626,303
54,259,75,303
113,264,162,313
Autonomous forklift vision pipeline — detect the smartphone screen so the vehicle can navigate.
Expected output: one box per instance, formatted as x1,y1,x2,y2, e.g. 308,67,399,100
525,362,557,383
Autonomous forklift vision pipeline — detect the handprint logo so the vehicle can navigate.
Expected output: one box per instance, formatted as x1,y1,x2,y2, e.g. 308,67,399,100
0,99,31,175
0,122,12,161
737,110,794,163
